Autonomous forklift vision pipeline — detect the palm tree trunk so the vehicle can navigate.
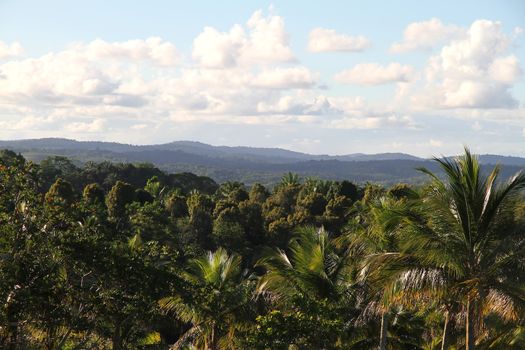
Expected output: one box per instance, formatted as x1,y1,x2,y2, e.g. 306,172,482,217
379,311,388,350
207,326,217,350
6,305,18,350
112,326,122,350
441,310,450,350
466,299,475,350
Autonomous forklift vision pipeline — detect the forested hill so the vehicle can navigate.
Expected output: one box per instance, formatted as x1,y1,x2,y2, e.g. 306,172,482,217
1,138,524,185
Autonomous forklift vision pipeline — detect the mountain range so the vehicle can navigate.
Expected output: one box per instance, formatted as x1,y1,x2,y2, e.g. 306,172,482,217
1,138,524,186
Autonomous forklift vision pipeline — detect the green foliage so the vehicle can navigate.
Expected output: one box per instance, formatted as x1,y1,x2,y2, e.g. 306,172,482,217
45,178,75,207
106,180,135,220
279,172,300,188
257,227,355,301
159,248,253,349
248,299,349,350
249,183,269,203
39,156,81,193
386,183,417,200
186,191,214,251
82,182,105,204
135,188,154,204
0,149,523,349
362,183,386,204
165,191,188,218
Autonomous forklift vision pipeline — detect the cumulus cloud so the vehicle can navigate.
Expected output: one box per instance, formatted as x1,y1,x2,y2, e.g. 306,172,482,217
1,11,522,143
0,10,324,137
77,37,179,66
308,28,370,52
0,37,178,108
252,67,316,89
0,41,23,59
0,115,57,131
257,94,337,115
414,19,521,109
192,10,295,68
334,63,415,85
489,55,522,83
390,18,464,53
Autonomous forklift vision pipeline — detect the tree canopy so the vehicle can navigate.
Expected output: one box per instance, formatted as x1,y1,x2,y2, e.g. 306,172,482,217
0,148,524,349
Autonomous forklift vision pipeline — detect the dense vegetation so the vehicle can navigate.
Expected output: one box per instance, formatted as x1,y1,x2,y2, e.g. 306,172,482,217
0,148,524,349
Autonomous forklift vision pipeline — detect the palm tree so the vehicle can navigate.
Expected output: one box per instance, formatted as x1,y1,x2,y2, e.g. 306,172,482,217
256,226,355,301
256,226,360,348
280,172,301,188
349,197,405,350
159,248,252,349
374,148,525,350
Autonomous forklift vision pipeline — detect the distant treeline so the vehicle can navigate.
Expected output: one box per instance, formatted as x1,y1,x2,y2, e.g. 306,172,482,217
3,138,525,186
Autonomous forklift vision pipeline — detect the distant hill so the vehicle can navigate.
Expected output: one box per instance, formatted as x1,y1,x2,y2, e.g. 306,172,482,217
478,154,525,167
1,138,523,186
0,138,422,163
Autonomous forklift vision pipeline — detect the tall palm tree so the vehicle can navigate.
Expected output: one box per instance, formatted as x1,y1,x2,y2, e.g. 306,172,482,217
374,148,525,350
350,196,406,350
159,248,252,350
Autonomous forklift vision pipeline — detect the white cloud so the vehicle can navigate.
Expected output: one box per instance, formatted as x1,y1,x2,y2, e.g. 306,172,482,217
256,94,329,115
0,25,320,136
327,96,366,113
308,28,370,52
192,10,295,68
429,139,443,147
0,52,119,102
78,37,179,66
192,26,245,68
131,123,148,130
2,11,522,145
0,115,57,131
0,37,178,107
0,41,23,59
328,114,415,129
334,63,415,85
489,55,522,83
252,67,316,89
390,18,464,53
414,19,521,109
66,118,106,133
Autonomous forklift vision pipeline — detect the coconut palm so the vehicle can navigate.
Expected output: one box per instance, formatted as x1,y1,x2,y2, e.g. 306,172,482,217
349,196,407,350
256,226,362,348
256,226,355,301
159,248,252,349
373,148,525,350
280,172,301,188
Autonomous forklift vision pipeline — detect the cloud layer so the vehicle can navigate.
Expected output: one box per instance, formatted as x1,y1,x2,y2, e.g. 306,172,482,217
0,11,523,154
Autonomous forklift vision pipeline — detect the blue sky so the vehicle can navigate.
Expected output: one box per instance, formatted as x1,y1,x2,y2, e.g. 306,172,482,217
0,0,524,156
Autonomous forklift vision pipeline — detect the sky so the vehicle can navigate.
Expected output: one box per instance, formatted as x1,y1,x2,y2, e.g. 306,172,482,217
0,0,524,157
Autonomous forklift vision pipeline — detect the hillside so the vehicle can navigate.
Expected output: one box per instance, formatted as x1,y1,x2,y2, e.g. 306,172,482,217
1,138,524,185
